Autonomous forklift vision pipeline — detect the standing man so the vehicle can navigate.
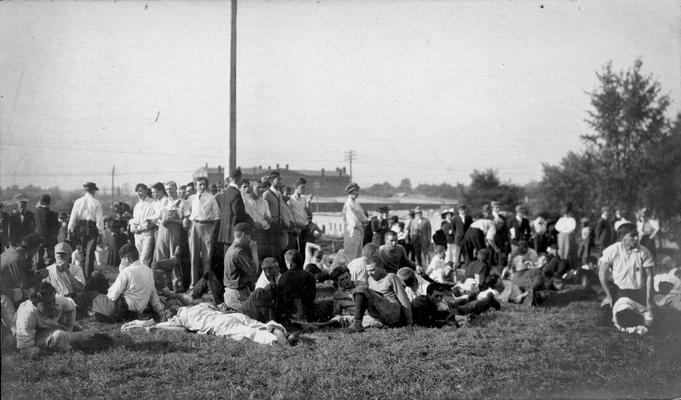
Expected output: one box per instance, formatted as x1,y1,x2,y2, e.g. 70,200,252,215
599,223,655,313
342,183,369,260
452,205,472,267
263,171,287,262
595,206,615,257
490,201,510,269
288,178,312,251
370,207,391,246
0,203,9,253
187,177,220,289
243,180,272,262
409,207,432,267
508,204,532,253
9,198,35,248
68,182,104,278
129,183,157,267
34,195,59,268
216,168,251,254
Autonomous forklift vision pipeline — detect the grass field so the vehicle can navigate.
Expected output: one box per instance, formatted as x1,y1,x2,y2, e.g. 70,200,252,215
2,286,681,400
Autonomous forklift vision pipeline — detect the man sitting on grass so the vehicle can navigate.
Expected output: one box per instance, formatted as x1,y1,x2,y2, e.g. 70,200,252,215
16,282,113,357
90,244,167,322
278,250,316,322
327,257,413,332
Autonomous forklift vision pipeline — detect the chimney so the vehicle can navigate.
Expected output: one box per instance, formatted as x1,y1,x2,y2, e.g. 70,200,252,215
258,165,262,170
268,166,271,170
342,167,346,174
338,168,342,176
285,164,289,170
321,168,325,177
205,163,208,168
276,163,279,169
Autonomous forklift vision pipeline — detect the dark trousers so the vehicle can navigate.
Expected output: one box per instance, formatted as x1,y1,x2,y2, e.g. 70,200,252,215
75,221,99,279
191,271,224,304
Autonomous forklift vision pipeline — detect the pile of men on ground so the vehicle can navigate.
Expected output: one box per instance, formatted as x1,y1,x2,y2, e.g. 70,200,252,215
1,169,679,355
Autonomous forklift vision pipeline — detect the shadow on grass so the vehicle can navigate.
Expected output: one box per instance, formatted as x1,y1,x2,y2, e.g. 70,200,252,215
113,337,199,353
537,286,599,308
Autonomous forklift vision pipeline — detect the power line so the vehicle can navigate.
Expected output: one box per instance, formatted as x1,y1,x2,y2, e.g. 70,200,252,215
344,150,356,180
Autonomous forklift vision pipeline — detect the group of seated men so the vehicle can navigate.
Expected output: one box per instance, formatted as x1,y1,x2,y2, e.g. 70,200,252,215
2,217,679,355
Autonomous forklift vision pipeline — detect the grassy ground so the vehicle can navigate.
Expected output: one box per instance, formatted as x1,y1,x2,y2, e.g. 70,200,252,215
2,286,680,400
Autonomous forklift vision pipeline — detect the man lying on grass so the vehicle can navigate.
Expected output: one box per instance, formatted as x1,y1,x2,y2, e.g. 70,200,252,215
327,257,413,332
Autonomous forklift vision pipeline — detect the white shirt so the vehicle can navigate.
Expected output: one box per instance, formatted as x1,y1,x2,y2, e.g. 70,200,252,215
599,242,654,290
129,197,158,233
612,297,653,335
43,263,85,296
288,194,309,228
188,192,221,221
342,197,368,231
15,295,76,349
555,216,576,234
470,219,496,241
68,192,104,234
243,196,271,230
107,260,163,313
347,257,368,283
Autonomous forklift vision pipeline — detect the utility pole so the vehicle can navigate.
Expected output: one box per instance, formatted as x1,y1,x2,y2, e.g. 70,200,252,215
111,165,115,209
228,0,237,172
344,150,356,181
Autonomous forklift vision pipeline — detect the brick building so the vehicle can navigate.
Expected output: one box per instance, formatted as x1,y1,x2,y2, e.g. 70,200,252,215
193,164,351,196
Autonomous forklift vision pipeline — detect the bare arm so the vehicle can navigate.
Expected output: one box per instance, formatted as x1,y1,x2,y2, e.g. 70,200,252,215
598,261,613,306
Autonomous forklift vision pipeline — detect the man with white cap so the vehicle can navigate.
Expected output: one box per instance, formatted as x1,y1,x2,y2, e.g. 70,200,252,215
68,182,104,278
43,242,85,298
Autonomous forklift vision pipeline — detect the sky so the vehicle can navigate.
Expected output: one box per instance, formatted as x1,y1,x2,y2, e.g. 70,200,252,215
1,0,680,193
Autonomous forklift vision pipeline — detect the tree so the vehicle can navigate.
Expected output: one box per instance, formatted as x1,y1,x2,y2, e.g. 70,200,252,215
396,178,412,193
538,151,599,215
463,169,524,211
582,59,672,212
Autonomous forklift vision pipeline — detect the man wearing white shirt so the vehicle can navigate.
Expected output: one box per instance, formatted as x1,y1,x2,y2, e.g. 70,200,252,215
152,181,189,291
91,244,166,322
555,208,577,266
68,182,104,278
243,181,272,262
187,177,220,288
129,183,157,267
43,242,85,298
288,178,311,252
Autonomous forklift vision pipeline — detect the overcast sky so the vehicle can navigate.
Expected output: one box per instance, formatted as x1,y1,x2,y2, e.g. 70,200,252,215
1,0,679,192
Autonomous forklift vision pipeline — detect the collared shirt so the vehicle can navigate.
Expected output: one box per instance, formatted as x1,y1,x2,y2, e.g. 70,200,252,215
15,295,76,349
43,263,85,296
188,192,220,221
600,242,654,290
107,260,164,313
244,196,271,230
288,194,309,228
68,192,104,234
129,197,157,233
555,216,576,234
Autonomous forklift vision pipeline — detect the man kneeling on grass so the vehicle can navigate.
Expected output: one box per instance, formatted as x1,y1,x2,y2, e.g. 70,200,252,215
90,244,167,322
328,256,413,332
16,282,113,357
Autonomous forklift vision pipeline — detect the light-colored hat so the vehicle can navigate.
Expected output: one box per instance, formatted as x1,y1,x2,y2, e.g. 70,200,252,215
54,242,73,255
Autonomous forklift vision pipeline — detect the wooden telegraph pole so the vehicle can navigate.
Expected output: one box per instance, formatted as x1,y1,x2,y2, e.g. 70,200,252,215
229,0,237,172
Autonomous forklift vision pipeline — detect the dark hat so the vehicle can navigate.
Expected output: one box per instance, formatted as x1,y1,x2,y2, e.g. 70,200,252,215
38,194,51,206
83,182,99,191
58,211,69,219
377,206,389,213
345,183,360,194
234,222,252,234
229,168,242,179
118,244,136,259
515,204,527,213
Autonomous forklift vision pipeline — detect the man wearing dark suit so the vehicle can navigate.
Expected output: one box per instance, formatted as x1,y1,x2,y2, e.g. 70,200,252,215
216,168,252,253
508,204,532,251
0,203,9,253
595,206,615,256
9,198,35,248
34,194,60,268
452,205,472,267
490,201,510,269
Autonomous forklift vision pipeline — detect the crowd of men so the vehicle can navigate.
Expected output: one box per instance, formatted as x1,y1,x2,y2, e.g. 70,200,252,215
1,172,679,354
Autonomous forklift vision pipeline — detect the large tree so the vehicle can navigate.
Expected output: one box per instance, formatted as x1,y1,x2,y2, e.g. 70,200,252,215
463,169,524,211
582,59,672,212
